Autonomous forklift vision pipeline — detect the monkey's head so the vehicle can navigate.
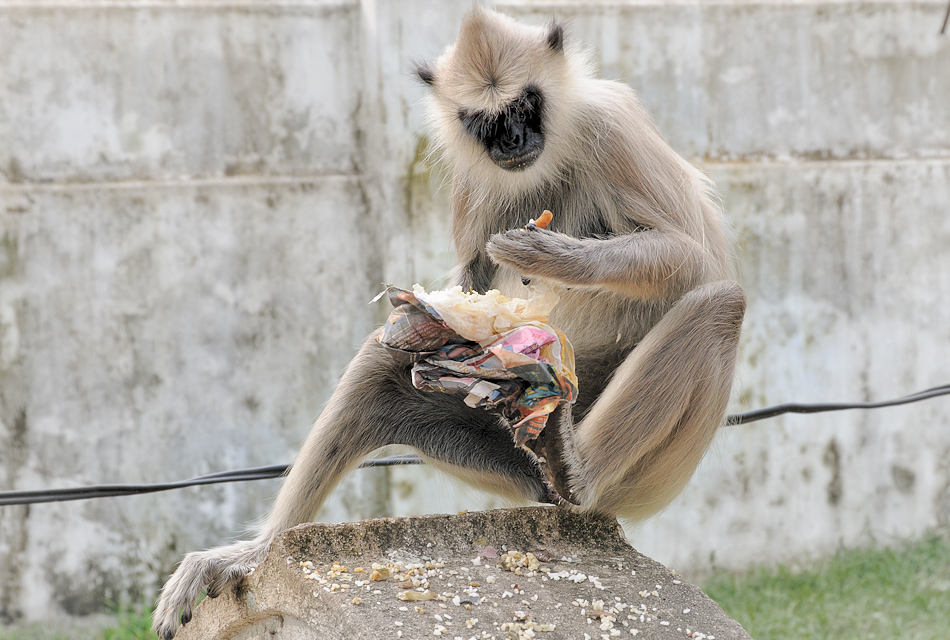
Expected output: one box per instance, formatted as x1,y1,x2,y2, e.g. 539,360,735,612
417,8,583,183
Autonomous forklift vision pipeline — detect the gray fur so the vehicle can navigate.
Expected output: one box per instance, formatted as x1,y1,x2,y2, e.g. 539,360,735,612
153,8,745,638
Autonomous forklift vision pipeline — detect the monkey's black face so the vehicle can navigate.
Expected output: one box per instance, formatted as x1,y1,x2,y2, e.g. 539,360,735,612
460,88,545,171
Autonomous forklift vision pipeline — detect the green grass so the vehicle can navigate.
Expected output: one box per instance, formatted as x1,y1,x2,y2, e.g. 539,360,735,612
703,533,950,640
0,605,153,640
100,607,154,640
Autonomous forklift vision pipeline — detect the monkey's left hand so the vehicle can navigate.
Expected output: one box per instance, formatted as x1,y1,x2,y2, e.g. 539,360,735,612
486,227,591,284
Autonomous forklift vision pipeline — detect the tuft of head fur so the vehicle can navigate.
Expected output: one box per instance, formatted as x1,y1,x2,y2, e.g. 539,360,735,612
435,7,571,111
419,7,592,195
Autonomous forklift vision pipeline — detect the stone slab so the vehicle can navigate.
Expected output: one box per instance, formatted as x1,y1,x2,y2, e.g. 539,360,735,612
175,507,750,640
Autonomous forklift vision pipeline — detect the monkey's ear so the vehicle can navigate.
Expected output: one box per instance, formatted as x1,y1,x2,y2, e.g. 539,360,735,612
415,62,436,86
546,21,565,52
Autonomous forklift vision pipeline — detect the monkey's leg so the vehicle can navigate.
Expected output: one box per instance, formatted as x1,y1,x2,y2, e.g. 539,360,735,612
155,334,546,639
565,281,746,520
263,336,550,532
153,339,398,638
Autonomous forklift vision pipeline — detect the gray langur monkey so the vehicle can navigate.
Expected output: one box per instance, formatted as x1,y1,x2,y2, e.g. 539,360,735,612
153,8,745,639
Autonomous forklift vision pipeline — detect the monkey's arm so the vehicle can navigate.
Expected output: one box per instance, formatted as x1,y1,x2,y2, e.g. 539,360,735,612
486,226,708,300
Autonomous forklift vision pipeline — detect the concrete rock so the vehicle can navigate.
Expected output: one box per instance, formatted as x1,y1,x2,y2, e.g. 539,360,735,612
175,507,749,640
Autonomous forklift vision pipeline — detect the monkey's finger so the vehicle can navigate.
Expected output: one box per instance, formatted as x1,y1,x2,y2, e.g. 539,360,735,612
487,229,550,266
521,275,532,286
180,607,193,626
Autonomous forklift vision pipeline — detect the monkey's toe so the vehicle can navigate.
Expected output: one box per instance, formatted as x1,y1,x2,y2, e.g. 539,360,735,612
206,564,250,600
205,580,224,599
157,618,178,640
153,604,183,640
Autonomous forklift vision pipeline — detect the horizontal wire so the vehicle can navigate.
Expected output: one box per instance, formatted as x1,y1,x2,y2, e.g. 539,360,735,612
2,386,948,506
0,455,420,507
726,384,950,425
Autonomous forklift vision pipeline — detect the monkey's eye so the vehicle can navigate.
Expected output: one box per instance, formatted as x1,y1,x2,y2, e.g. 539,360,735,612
509,103,528,125
504,87,543,129
521,88,542,115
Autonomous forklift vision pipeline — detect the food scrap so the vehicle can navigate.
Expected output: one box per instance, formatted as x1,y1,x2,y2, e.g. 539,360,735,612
294,547,725,640
376,284,577,446
528,209,554,230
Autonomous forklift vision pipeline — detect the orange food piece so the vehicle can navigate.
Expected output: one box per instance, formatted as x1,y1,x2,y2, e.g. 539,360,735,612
531,210,553,229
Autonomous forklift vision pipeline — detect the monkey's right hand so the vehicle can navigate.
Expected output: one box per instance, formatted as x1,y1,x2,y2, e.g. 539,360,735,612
486,227,589,285
152,538,271,639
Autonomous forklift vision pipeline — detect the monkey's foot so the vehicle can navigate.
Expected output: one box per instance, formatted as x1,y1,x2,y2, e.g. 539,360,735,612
153,537,271,640
540,479,565,506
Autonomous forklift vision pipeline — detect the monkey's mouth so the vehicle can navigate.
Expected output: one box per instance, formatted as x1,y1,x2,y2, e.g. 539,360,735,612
492,147,543,172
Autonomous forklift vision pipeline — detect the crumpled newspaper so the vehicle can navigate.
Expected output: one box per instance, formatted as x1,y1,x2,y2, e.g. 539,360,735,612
376,284,578,446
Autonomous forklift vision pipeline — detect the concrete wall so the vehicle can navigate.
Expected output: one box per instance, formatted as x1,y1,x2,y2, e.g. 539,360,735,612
1,0,948,627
